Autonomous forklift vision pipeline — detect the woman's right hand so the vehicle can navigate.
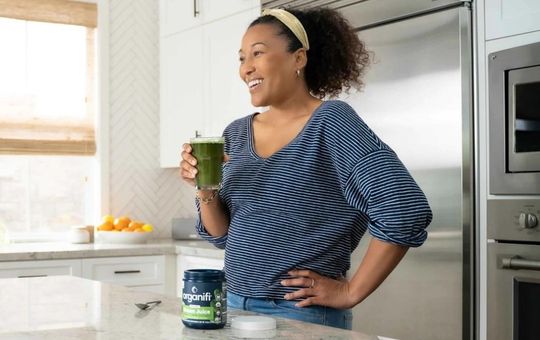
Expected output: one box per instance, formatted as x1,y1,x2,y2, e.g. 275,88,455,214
180,143,197,187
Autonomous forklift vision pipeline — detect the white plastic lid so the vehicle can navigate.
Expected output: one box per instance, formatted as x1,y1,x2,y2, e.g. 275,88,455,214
231,316,277,331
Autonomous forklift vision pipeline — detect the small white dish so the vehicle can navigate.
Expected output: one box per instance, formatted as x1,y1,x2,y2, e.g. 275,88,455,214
69,226,90,244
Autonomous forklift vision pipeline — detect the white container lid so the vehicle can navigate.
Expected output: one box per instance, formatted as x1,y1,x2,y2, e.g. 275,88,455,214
231,316,276,331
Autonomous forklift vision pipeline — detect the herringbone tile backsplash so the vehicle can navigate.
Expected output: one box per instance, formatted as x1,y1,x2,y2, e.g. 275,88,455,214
106,0,196,238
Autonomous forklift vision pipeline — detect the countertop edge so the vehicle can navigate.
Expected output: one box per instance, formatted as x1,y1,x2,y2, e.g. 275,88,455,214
0,240,225,262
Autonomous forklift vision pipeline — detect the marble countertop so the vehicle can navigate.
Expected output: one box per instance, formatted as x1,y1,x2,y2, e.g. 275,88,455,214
0,276,381,339
0,239,224,262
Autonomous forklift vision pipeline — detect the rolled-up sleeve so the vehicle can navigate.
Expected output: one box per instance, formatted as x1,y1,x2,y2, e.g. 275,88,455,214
343,149,432,247
195,199,228,249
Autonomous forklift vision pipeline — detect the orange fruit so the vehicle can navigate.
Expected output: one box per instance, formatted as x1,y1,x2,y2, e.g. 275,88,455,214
97,222,113,231
102,215,114,224
128,221,144,229
114,216,131,230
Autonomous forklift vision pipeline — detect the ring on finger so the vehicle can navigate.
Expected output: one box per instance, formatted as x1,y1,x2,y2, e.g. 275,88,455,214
310,278,315,288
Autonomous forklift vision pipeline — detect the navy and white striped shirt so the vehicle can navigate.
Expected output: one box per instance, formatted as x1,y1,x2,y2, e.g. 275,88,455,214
196,100,432,299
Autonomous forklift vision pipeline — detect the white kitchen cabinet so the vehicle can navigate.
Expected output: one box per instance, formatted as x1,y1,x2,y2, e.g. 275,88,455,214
159,1,259,168
202,0,260,25
160,27,204,167
0,259,82,279
485,0,540,40
160,0,203,37
160,0,259,37
176,254,224,297
82,256,165,293
203,8,259,137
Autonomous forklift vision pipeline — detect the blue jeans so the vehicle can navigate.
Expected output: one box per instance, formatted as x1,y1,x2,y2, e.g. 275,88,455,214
227,291,353,330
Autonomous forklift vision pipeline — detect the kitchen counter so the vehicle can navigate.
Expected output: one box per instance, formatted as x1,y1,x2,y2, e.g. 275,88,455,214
0,276,381,339
0,239,224,262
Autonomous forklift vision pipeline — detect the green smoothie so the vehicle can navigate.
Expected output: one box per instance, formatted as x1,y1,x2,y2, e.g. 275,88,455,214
190,137,224,190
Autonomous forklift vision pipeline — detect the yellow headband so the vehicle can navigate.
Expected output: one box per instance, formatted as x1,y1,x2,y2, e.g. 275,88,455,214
261,8,310,50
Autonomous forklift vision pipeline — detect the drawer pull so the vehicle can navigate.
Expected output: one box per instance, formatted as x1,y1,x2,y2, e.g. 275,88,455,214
502,256,540,271
114,270,141,275
18,274,47,278
193,0,199,17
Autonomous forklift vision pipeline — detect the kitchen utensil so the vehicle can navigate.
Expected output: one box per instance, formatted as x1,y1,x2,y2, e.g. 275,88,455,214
135,300,161,310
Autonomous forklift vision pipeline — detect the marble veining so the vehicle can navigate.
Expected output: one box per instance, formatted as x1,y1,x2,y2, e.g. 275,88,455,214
0,276,382,339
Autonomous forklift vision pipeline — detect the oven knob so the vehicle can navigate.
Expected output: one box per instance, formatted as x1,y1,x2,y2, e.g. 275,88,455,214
519,213,538,229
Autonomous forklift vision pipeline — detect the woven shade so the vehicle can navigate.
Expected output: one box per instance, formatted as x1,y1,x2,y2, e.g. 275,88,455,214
0,0,97,156
0,0,97,27
0,120,96,155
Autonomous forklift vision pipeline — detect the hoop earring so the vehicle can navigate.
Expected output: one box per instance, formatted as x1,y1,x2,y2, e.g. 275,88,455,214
296,69,300,77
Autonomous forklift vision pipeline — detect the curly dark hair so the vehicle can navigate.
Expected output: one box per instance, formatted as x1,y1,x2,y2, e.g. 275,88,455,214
249,7,371,98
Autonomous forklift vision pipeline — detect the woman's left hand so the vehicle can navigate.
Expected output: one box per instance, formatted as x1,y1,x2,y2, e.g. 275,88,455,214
281,269,357,309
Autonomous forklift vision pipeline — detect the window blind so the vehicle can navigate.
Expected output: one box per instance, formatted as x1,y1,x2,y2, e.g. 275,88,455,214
0,0,97,155
0,0,97,28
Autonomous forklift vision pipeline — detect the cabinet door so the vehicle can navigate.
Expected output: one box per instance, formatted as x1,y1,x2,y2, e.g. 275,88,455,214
203,7,259,136
202,0,260,24
486,0,540,40
160,28,204,168
0,259,82,279
160,0,203,36
82,256,165,294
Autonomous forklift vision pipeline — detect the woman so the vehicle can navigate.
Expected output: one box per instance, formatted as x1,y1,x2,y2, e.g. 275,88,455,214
180,7,432,330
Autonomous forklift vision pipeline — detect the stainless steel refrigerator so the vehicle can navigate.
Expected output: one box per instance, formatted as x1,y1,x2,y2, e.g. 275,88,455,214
262,1,475,339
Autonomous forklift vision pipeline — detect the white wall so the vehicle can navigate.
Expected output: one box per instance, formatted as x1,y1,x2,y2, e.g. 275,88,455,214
99,0,196,238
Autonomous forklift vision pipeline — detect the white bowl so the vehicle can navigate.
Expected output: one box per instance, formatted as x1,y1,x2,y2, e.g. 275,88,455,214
95,231,150,244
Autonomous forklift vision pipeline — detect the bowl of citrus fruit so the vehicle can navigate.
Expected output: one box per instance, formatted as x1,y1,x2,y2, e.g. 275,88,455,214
95,215,153,244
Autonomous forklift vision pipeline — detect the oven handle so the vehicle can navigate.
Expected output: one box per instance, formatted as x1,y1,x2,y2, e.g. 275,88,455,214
502,256,540,271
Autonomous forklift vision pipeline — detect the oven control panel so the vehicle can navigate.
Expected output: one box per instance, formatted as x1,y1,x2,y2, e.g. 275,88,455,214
519,212,538,229
487,199,540,242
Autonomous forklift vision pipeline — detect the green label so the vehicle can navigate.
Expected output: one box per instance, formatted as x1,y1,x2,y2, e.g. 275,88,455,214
182,279,226,324
182,303,215,320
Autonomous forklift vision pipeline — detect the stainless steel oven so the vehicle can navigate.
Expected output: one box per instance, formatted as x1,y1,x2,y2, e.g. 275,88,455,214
487,242,540,340
488,41,540,340
489,41,540,194
487,199,540,340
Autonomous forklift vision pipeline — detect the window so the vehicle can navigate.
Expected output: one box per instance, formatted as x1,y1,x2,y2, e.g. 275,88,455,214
0,1,97,241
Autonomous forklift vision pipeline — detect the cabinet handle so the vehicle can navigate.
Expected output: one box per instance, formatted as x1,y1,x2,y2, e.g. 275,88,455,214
193,0,199,17
114,270,141,274
18,274,47,278
502,256,540,271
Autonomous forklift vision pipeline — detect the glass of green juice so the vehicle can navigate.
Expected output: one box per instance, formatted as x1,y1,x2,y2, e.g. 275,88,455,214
190,137,225,190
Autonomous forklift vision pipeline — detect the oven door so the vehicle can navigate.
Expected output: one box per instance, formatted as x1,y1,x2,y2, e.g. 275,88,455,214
507,65,540,173
488,41,540,194
487,242,540,340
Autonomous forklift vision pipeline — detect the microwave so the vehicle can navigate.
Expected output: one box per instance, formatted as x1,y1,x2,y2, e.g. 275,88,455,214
489,42,540,195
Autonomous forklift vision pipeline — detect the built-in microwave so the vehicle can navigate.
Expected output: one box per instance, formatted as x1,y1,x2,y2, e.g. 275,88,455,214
489,41,540,194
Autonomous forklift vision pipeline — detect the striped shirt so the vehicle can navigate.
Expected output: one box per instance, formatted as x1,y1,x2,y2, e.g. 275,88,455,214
196,100,432,299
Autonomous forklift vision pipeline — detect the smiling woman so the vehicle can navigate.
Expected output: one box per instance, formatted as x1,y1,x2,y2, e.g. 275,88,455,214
179,7,432,330
0,0,97,241
242,8,369,101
